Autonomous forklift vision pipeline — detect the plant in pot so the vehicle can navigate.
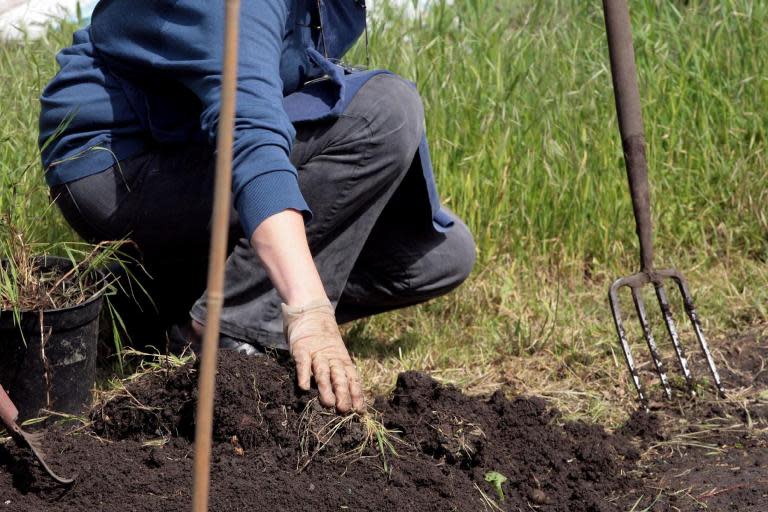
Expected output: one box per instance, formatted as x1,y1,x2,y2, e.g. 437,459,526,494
0,215,138,421
0,117,150,423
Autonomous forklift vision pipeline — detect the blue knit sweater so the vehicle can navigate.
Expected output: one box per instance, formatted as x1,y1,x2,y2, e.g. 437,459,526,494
39,0,367,237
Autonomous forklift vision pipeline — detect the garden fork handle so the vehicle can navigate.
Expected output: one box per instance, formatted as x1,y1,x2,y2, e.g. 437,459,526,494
603,0,654,272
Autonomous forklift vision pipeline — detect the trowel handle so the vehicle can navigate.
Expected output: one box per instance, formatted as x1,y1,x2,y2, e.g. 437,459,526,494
0,384,20,426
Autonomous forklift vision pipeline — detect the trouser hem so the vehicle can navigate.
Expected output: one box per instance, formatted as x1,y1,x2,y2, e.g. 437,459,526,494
189,306,288,351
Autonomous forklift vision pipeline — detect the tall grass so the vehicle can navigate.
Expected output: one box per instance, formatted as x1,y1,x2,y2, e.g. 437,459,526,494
0,23,75,244
358,0,767,268
0,1,766,421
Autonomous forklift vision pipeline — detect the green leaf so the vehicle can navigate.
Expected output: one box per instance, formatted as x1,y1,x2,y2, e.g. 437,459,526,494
484,470,508,502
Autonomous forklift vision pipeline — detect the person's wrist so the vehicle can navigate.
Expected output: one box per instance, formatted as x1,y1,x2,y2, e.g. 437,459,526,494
281,297,339,350
283,287,328,308
282,298,333,314
280,264,328,306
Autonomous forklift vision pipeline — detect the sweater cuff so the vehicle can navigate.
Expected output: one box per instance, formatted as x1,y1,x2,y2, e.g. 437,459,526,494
235,170,311,239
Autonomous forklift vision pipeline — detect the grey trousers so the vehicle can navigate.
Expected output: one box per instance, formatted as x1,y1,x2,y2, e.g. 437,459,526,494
52,74,476,350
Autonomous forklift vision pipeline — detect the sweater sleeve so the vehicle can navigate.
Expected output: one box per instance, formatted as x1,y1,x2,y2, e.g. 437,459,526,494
90,0,310,238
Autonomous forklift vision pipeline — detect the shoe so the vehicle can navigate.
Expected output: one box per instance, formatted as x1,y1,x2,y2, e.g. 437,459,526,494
168,325,265,357
218,335,265,356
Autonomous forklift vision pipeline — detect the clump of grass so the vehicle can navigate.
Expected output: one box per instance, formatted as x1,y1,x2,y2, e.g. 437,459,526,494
90,346,195,410
297,399,404,473
121,347,197,379
0,223,120,312
355,412,403,473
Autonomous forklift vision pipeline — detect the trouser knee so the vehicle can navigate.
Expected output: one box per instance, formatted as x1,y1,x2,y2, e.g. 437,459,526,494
436,218,477,292
356,74,426,183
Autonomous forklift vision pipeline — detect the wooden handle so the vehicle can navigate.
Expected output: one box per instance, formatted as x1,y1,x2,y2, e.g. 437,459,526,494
191,1,241,510
0,384,20,427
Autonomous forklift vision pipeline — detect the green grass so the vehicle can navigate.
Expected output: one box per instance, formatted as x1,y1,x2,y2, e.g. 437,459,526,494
1,1,766,424
0,23,75,244
359,0,767,266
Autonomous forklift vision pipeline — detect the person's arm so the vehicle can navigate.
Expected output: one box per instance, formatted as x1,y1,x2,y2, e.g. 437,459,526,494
249,210,326,305
251,210,365,413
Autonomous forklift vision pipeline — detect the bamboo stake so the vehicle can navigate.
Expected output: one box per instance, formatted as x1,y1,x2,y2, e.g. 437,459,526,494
192,0,240,510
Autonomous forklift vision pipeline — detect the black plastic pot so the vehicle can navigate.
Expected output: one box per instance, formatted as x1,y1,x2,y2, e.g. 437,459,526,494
0,256,103,421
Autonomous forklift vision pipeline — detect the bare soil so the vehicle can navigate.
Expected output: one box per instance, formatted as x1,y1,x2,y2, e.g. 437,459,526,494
1,330,766,511
620,329,768,510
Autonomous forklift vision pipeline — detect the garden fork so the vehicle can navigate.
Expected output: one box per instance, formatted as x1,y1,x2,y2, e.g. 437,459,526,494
602,0,725,404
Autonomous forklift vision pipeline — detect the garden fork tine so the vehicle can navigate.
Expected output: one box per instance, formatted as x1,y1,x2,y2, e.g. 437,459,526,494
662,269,724,392
630,287,672,399
654,281,693,389
602,0,725,404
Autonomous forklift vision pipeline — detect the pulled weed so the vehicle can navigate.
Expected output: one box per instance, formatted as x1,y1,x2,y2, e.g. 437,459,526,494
297,399,405,473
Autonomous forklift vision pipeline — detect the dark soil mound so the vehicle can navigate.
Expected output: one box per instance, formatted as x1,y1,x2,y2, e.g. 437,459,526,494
375,372,640,509
0,352,641,511
4,329,768,512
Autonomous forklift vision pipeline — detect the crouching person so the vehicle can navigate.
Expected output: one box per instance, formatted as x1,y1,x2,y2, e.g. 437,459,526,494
39,0,475,413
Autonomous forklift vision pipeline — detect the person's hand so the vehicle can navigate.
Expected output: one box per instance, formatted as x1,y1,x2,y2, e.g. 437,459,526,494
250,211,364,413
282,299,366,413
